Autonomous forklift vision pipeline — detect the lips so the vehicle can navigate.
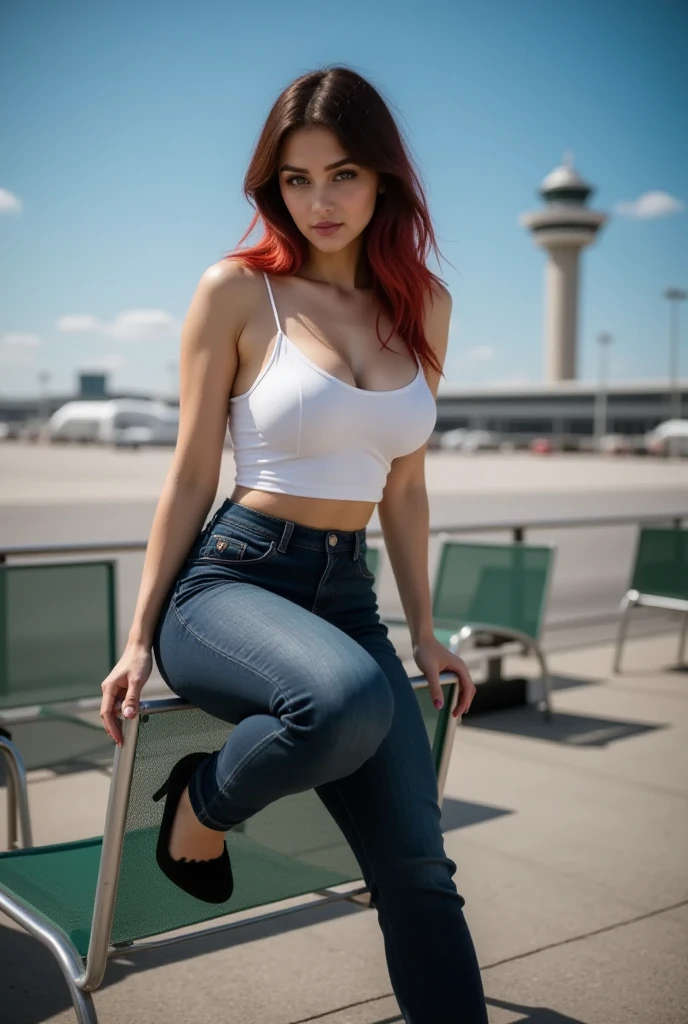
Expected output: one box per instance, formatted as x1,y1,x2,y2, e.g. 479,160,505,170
313,222,343,235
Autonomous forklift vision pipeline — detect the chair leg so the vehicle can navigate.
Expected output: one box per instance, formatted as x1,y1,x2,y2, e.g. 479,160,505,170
68,982,99,1024
6,781,17,850
532,642,553,722
678,612,688,668
613,591,637,674
0,735,33,849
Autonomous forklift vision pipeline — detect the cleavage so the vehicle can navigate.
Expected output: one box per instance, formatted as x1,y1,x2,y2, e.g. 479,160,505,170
283,323,414,392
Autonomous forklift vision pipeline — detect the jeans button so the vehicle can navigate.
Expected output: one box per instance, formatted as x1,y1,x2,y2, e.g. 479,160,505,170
328,534,338,547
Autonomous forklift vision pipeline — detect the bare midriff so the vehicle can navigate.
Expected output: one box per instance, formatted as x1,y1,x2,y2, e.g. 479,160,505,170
230,484,376,532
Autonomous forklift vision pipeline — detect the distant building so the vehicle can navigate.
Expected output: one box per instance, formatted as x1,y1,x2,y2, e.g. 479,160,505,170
520,155,608,383
78,373,109,399
436,380,688,443
1,380,685,445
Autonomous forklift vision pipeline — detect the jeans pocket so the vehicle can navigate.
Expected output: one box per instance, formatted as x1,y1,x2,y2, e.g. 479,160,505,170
357,552,376,581
198,521,278,565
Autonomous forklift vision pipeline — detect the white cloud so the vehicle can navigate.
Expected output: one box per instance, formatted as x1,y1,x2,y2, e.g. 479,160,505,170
0,188,22,214
0,332,42,365
1,332,41,349
55,315,102,333
465,345,495,362
55,309,179,342
615,191,684,219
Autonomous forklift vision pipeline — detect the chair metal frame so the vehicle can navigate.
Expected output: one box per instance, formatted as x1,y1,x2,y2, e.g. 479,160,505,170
0,672,460,1024
613,525,688,674
449,623,553,720
613,589,688,674
0,733,33,850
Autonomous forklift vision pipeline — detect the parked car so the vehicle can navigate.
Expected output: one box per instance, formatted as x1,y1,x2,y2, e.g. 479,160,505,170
597,434,633,455
113,426,155,449
18,419,47,443
645,419,688,456
438,428,468,450
461,430,499,453
529,437,553,455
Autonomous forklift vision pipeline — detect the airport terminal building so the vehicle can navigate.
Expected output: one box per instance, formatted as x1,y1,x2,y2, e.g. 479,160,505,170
435,379,687,444
1,377,685,446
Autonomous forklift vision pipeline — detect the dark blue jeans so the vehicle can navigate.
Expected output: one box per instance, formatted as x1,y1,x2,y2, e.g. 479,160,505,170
153,499,487,1022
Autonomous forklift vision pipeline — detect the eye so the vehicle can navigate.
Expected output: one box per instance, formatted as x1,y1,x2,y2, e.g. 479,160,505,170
284,170,358,187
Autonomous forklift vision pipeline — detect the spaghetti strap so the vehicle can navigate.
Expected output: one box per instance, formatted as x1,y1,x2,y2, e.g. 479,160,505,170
263,272,281,333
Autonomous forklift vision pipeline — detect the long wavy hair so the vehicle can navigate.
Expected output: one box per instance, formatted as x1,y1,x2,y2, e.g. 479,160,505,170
225,65,447,377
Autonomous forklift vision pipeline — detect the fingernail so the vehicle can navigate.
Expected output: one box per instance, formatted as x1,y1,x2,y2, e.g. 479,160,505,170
434,698,444,709
123,706,135,719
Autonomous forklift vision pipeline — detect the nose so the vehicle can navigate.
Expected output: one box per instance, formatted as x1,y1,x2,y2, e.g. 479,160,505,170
311,186,335,217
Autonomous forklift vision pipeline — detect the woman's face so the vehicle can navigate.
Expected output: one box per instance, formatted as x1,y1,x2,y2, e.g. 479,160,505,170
277,126,381,252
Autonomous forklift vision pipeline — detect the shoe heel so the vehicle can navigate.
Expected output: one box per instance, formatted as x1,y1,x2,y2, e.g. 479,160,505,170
153,779,170,802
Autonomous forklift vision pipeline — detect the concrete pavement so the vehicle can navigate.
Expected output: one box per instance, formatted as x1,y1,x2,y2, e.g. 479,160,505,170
1,627,687,1023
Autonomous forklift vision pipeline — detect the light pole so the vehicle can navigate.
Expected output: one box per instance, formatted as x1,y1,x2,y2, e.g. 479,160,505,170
664,287,687,459
36,370,52,429
664,287,686,433
593,331,613,448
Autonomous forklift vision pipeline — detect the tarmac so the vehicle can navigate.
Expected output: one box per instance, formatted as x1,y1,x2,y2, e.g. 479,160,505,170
2,444,688,650
1,627,687,1024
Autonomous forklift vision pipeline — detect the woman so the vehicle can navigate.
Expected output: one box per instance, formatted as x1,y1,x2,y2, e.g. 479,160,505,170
100,65,487,1022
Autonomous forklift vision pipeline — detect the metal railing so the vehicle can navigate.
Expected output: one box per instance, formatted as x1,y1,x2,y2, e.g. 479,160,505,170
1,510,686,561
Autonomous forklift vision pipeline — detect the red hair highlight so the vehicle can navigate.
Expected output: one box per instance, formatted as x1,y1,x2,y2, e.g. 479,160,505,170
224,65,448,378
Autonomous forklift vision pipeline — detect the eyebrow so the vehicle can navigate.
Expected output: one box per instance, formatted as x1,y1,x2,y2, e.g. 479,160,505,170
278,157,357,173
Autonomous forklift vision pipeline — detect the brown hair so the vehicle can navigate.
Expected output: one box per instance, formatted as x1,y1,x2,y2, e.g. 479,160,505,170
224,65,448,376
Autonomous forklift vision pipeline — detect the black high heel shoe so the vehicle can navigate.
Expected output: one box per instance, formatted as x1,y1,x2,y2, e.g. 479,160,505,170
152,751,234,904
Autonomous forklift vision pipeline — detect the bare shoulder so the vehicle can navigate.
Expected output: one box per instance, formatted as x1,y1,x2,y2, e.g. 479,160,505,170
194,257,264,315
425,278,452,319
423,278,453,363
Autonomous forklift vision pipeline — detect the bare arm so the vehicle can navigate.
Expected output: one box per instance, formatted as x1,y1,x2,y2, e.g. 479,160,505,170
378,283,476,717
100,259,252,742
378,283,449,644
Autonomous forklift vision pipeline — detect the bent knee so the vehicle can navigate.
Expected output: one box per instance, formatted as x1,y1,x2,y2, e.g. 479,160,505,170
298,657,394,768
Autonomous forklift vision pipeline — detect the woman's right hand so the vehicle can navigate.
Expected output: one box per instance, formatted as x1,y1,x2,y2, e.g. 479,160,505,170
100,642,153,746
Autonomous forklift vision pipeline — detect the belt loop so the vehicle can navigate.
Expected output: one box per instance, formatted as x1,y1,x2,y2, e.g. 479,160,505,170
203,503,222,538
278,520,294,554
353,531,360,561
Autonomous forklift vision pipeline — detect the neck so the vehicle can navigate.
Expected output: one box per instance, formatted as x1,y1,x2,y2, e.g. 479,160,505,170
300,235,372,292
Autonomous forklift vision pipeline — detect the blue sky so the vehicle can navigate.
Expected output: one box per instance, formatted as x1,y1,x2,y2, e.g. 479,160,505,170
1,0,686,398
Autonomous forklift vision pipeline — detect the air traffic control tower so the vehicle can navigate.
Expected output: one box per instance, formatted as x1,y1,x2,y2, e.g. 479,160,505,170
520,155,607,382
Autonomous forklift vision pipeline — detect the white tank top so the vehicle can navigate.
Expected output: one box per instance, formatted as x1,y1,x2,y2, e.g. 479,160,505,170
227,272,438,502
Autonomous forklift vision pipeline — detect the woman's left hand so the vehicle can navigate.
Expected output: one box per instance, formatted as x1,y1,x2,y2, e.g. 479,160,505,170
412,636,476,719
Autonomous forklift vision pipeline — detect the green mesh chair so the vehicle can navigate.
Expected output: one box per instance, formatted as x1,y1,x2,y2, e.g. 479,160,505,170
613,526,688,673
433,540,555,719
0,561,116,790
386,539,555,719
0,672,460,1024
0,561,116,713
